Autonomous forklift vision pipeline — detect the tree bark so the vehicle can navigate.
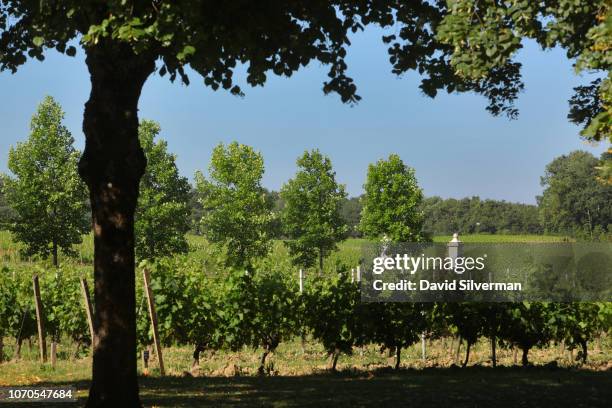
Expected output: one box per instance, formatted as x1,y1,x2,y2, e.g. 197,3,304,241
455,336,462,365
462,341,471,368
79,41,155,408
580,340,588,364
258,348,270,375
192,344,205,369
394,346,401,370
52,240,58,267
521,347,530,367
328,348,340,371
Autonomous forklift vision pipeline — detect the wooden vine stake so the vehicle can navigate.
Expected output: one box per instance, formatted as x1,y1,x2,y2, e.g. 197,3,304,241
80,278,96,348
50,342,57,368
32,275,47,363
143,268,165,376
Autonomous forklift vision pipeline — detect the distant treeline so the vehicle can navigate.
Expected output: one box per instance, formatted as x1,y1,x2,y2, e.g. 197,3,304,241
420,196,541,236
256,194,542,238
337,195,541,237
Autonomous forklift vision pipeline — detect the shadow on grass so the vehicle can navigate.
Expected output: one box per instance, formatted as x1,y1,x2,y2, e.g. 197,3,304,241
19,366,612,408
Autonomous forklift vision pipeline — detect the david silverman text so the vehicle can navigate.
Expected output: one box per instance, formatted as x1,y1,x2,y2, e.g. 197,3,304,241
372,279,522,291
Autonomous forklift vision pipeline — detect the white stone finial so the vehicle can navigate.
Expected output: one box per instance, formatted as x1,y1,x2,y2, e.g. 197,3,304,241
450,232,460,243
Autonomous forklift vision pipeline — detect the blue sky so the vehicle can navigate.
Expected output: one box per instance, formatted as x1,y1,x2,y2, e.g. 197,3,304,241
0,27,605,204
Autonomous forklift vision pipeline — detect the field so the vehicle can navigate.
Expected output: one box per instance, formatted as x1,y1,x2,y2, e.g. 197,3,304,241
0,231,574,268
0,231,609,407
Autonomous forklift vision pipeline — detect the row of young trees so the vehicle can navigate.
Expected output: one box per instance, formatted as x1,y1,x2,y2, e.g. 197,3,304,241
0,97,428,272
194,143,427,273
2,260,609,372
3,99,609,275
0,96,192,266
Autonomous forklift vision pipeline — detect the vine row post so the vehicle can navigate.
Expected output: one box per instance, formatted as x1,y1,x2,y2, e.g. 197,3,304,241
32,275,46,363
143,268,165,376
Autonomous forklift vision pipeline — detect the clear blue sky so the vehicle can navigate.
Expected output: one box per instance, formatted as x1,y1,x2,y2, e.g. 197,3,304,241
0,27,605,204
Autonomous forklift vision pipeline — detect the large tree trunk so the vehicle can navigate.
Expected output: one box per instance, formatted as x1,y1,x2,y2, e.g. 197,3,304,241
79,41,155,408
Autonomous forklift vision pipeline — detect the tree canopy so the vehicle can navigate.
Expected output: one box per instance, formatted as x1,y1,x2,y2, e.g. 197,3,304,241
135,120,191,260
1,96,89,266
538,150,612,238
281,149,347,272
360,154,426,242
196,142,274,270
3,1,607,129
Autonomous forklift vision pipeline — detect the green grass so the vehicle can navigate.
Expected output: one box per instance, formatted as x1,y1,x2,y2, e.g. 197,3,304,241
2,337,611,408
1,337,611,407
0,231,572,273
2,336,610,381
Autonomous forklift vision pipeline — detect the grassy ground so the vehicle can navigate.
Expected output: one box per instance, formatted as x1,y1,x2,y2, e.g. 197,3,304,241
6,367,608,408
1,337,610,407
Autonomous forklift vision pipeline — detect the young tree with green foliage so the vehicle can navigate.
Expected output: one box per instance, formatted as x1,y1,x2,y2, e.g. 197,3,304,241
196,142,273,270
3,1,608,404
538,151,612,238
135,120,191,260
281,149,347,273
0,179,15,230
360,154,426,242
2,96,88,267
